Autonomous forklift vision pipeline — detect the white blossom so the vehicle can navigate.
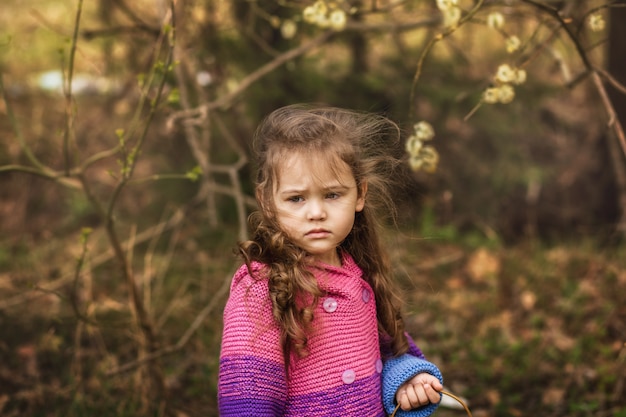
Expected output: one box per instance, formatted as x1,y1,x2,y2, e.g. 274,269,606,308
506,35,521,53
588,14,605,32
281,20,297,39
329,9,347,31
487,12,505,29
498,84,515,103
413,121,435,141
495,64,515,84
483,87,499,104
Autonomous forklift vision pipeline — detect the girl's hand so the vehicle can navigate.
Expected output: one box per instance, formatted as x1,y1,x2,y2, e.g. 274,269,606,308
395,372,443,411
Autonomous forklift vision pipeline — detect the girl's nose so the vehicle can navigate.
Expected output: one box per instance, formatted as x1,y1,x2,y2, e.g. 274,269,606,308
307,200,326,220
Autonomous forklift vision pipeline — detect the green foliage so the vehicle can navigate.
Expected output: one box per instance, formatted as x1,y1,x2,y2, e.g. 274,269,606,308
418,203,501,249
184,165,202,182
0,246,10,270
419,204,458,241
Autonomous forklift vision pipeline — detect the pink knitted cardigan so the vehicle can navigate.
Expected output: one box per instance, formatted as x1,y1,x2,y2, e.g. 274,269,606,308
218,253,442,416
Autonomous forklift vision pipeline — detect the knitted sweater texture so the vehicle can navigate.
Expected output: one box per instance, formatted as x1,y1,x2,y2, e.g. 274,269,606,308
218,254,442,417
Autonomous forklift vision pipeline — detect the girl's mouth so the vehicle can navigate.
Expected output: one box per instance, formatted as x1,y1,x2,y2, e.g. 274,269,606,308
306,229,330,238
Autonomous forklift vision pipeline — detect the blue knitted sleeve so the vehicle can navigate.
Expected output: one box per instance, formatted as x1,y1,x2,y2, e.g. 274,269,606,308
381,354,444,417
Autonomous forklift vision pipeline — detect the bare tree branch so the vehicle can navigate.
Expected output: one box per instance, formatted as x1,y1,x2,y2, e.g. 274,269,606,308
168,29,335,124
105,268,233,376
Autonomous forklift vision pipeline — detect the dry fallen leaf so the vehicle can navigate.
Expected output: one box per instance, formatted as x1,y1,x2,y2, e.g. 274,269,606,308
486,388,500,406
520,290,537,310
0,394,8,414
542,387,566,405
466,248,500,283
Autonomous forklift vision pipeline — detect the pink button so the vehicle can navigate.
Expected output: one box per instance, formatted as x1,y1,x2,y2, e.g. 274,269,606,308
362,288,371,303
342,369,356,384
323,297,338,313
375,359,383,373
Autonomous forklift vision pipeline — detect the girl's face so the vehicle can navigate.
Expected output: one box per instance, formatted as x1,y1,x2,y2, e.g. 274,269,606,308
272,152,365,267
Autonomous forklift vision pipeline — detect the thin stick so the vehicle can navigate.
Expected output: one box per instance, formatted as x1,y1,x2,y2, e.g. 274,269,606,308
168,29,335,123
106,268,233,376
62,0,83,176
390,390,472,417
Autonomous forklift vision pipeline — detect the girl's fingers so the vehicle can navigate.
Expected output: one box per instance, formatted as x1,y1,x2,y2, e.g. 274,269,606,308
397,379,443,411
398,391,411,411
424,383,441,404
406,384,428,408
430,379,444,391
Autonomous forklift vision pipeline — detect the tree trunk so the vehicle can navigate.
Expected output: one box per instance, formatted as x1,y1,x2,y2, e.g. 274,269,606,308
606,3,626,237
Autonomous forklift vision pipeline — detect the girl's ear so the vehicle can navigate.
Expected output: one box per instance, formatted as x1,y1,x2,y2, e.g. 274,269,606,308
356,181,367,212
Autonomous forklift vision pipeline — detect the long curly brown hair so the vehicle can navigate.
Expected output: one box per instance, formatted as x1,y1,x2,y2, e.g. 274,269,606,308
239,104,409,370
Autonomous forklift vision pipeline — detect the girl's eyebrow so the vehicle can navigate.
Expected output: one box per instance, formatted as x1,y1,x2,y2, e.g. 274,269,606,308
279,183,352,195
324,184,352,191
279,188,305,196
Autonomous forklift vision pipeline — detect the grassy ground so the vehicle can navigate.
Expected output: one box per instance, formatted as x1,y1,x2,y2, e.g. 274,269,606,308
1,224,624,416
391,233,626,417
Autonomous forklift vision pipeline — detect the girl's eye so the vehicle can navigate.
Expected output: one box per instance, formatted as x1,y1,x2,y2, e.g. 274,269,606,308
287,196,304,203
326,192,340,200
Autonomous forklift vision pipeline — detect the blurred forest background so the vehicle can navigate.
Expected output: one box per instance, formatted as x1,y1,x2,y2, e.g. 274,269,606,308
1,0,625,416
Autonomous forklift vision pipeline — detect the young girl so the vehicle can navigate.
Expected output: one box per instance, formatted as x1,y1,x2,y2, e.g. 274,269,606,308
218,105,443,416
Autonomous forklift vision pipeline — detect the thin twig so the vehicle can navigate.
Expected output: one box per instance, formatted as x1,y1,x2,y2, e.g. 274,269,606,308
511,1,626,160
62,0,83,176
212,113,251,241
390,390,472,417
0,208,187,311
171,43,219,226
520,0,592,69
597,67,626,95
156,279,192,331
0,74,47,171
142,208,172,315
409,0,485,118
106,268,233,376
345,16,438,32
168,29,335,123
69,229,99,326
152,207,184,309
